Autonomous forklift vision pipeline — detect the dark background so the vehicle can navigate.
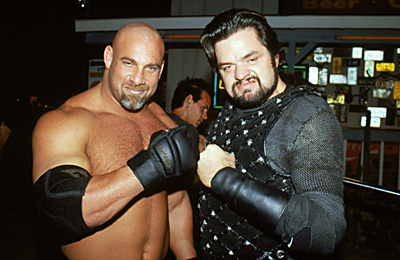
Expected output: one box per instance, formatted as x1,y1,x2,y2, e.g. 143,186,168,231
3,0,171,108
1,1,171,259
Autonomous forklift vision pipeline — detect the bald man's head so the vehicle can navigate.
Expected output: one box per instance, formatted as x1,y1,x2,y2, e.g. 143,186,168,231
102,22,166,111
112,22,165,58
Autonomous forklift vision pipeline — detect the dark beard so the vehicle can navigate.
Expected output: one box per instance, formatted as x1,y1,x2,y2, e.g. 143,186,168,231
231,68,279,109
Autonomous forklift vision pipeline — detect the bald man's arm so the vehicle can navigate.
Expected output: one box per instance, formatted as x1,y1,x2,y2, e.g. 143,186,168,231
168,190,197,259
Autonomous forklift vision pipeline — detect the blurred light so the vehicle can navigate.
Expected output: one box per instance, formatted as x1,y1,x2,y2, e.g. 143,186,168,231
352,47,363,59
367,107,387,118
364,50,384,61
308,67,319,85
329,74,347,84
361,116,381,128
78,0,86,8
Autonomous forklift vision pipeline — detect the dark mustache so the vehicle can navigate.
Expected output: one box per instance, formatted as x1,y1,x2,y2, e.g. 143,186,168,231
232,76,260,88
232,76,259,90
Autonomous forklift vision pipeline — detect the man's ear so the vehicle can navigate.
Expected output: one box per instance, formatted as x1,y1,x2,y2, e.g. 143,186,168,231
274,54,280,68
158,60,165,79
185,95,194,105
104,45,113,69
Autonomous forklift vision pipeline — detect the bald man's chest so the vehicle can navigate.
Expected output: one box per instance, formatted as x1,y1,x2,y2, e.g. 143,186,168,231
86,113,167,175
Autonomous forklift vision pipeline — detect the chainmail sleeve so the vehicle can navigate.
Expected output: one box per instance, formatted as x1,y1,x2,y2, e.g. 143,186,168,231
266,94,346,255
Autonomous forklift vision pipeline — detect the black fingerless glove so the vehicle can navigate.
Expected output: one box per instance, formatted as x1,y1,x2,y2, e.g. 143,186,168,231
127,125,197,191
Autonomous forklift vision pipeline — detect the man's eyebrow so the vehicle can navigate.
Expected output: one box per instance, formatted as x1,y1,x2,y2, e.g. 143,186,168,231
121,56,161,68
147,63,162,68
218,62,231,68
120,56,137,64
218,50,259,68
242,50,259,60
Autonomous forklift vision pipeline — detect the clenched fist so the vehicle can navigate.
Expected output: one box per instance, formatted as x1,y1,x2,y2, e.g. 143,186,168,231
197,144,236,188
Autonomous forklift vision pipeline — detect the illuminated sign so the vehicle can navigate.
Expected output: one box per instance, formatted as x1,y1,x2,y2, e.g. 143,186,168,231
279,65,308,79
372,89,391,99
339,105,347,122
361,116,381,128
319,68,328,86
364,50,384,61
213,73,227,108
394,81,400,100
352,47,363,59
347,67,357,85
313,53,332,63
368,107,387,118
314,47,323,53
329,74,347,84
280,0,400,15
374,79,393,99
364,60,375,77
332,57,342,74
309,67,319,85
360,107,387,128
327,94,345,104
376,63,395,72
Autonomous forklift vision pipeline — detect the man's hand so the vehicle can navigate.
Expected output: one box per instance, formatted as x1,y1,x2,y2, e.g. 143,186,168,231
197,144,236,188
128,126,197,191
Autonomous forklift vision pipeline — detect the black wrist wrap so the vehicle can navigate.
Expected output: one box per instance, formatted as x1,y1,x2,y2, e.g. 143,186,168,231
211,167,290,233
127,149,164,190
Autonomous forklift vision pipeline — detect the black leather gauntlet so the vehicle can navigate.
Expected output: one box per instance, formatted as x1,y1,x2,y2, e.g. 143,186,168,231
211,167,290,233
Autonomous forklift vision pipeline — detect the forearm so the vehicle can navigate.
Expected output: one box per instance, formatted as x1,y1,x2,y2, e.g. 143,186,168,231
169,190,197,259
82,165,144,227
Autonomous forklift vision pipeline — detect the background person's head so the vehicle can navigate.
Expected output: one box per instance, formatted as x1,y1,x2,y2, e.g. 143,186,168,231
171,78,211,128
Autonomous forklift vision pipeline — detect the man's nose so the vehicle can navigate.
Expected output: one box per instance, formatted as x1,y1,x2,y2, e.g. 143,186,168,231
234,64,250,80
130,68,146,85
202,110,208,120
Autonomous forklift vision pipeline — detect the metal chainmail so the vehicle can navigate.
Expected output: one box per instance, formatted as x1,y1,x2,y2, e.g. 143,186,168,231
199,85,317,260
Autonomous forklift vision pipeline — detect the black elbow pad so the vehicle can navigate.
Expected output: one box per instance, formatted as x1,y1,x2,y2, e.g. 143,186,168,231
33,165,97,245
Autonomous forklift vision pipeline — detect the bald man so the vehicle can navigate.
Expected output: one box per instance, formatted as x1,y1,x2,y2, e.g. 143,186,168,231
32,23,197,260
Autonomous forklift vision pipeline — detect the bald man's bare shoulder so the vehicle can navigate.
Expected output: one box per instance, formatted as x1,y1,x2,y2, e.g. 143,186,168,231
147,101,177,129
59,87,101,112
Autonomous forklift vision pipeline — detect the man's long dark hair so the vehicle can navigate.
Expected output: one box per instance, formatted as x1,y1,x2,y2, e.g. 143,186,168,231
201,8,281,71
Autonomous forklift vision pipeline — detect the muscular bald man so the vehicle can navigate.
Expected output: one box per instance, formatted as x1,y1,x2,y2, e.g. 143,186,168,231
32,23,197,260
